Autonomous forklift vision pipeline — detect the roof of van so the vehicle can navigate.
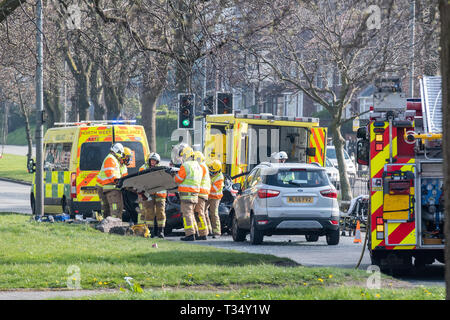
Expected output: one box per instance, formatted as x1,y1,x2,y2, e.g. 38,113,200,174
257,162,325,170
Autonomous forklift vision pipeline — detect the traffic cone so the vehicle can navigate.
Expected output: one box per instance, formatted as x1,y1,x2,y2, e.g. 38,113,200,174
353,220,362,243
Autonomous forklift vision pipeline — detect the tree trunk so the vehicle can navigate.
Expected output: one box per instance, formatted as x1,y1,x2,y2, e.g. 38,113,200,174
44,77,61,128
439,0,450,301
104,86,122,120
90,64,105,120
75,74,91,121
140,85,161,152
16,87,32,162
330,120,352,202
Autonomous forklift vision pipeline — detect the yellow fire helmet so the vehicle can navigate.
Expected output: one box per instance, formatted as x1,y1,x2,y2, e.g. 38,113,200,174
208,159,222,174
123,147,132,165
193,151,205,163
180,145,194,162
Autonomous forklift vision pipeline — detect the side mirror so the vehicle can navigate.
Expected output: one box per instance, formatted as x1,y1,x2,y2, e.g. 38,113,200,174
306,147,316,157
27,158,36,173
232,183,242,193
356,140,369,165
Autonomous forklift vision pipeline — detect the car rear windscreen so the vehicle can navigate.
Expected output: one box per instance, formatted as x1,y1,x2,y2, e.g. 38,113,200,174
265,169,330,188
79,141,145,174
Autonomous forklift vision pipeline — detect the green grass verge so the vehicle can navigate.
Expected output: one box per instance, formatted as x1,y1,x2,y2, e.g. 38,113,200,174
0,154,32,183
0,214,445,300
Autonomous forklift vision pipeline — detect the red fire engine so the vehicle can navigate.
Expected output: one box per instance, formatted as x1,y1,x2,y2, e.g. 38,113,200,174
356,76,444,271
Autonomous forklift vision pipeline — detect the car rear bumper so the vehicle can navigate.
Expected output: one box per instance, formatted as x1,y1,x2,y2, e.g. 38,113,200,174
70,200,101,215
253,216,339,236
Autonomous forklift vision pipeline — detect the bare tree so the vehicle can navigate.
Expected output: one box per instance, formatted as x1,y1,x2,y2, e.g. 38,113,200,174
237,0,412,201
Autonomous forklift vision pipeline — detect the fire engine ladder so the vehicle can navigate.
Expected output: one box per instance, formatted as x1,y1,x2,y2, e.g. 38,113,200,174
420,76,442,135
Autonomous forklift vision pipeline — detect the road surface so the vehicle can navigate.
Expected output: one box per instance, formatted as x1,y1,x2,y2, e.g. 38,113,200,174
0,180,31,214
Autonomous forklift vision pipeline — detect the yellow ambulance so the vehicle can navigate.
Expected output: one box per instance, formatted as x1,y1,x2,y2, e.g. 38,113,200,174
204,113,327,182
28,120,150,217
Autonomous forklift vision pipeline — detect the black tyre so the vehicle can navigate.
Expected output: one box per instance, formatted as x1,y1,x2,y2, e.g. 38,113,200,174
305,234,319,242
30,194,36,216
250,216,264,245
326,229,340,245
231,213,246,242
62,197,74,219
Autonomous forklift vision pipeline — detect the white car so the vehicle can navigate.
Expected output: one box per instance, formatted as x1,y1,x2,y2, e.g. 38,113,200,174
326,146,357,185
324,158,340,189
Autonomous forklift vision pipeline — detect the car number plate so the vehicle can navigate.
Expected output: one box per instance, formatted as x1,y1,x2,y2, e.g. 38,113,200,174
287,196,313,203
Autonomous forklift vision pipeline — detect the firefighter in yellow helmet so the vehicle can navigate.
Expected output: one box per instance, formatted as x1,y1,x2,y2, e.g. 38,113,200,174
206,159,224,238
96,143,128,218
174,146,203,241
138,152,167,238
193,151,210,240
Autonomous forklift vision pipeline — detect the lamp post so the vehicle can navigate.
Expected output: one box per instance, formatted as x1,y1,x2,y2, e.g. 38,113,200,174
35,0,44,216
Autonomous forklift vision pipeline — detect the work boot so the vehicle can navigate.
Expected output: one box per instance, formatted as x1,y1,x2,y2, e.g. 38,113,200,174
158,227,165,239
180,234,195,241
197,235,207,240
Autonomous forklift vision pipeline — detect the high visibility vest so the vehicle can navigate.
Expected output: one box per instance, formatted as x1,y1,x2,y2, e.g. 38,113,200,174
209,172,224,199
198,162,211,200
96,153,121,189
174,160,202,200
139,163,167,199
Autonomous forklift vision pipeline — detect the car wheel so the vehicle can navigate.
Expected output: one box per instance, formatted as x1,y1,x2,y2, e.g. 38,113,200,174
305,234,319,242
231,213,246,242
326,229,340,245
250,216,264,245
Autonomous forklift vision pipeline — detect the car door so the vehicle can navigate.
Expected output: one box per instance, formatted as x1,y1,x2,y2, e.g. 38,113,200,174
240,167,261,229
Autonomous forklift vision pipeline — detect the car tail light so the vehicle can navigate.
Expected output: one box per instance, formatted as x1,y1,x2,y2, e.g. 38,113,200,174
320,189,338,199
257,189,280,199
172,213,181,219
70,172,77,199
168,193,176,197
330,220,339,225
257,220,269,225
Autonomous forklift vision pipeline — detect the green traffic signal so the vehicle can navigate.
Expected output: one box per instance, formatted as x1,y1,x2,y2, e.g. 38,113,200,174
182,119,190,127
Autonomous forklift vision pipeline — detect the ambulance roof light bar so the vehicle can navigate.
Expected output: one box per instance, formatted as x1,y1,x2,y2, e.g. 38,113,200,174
54,120,137,127
234,113,319,123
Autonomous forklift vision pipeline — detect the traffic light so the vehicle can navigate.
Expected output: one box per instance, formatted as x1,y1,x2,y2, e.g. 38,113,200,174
217,92,233,114
178,94,195,129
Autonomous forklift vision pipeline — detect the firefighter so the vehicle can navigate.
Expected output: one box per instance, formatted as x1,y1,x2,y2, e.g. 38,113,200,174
193,151,210,240
207,159,224,238
96,143,127,219
121,147,140,225
271,151,288,163
174,145,203,241
139,152,167,238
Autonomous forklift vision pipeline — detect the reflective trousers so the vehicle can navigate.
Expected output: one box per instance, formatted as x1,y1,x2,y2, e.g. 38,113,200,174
194,197,209,237
140,198,166,227
207,198,221,236
96,187,123,219
181,198,198,237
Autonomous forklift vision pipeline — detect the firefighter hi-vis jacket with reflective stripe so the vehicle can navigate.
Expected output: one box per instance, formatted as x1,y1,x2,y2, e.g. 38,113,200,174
199,162,211,200
174,160,202,200
139,163,167,199
209,172,224,199
96,153,122,189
